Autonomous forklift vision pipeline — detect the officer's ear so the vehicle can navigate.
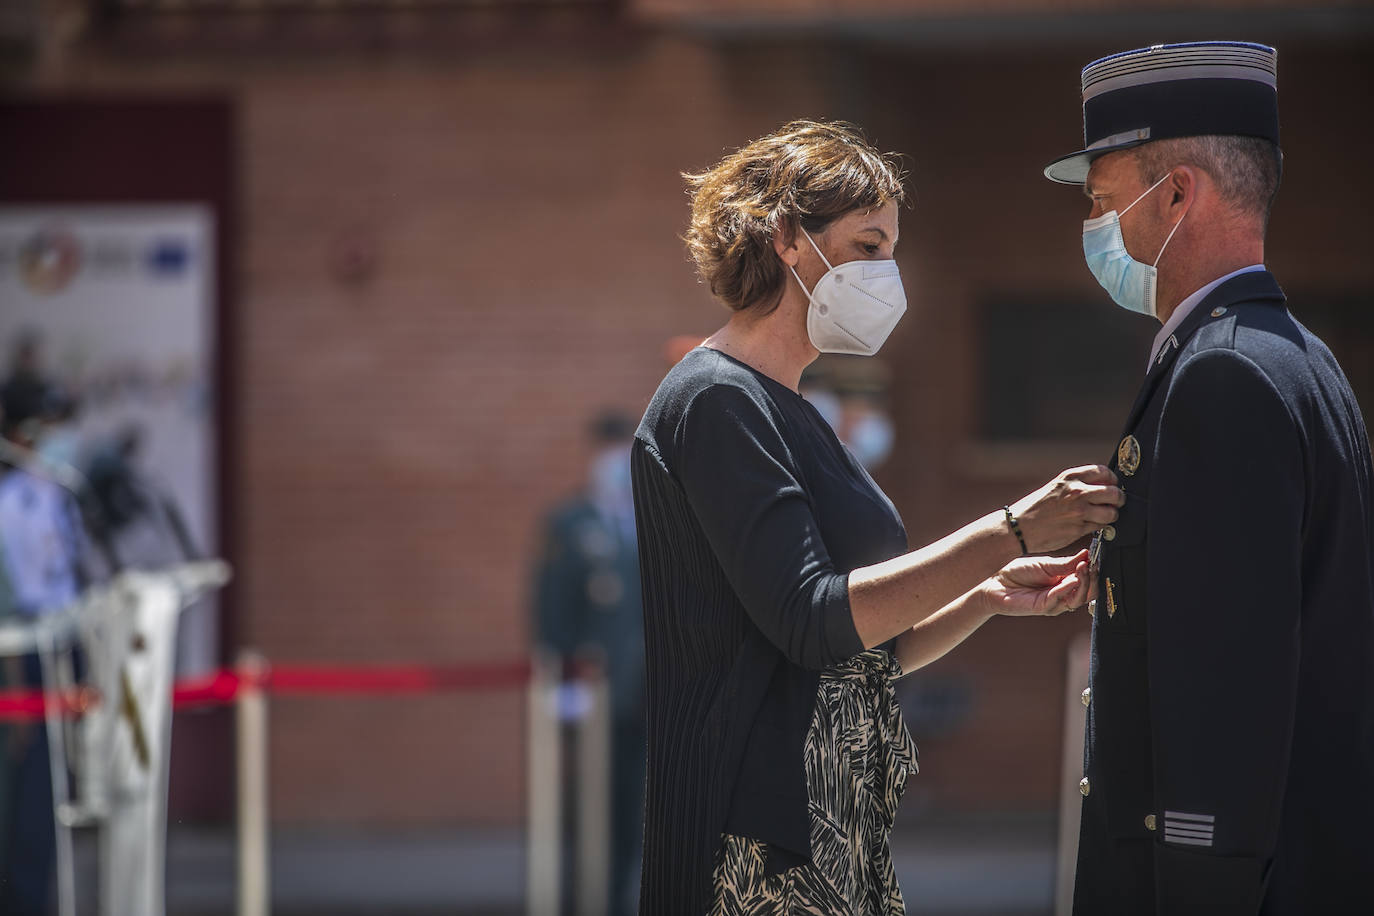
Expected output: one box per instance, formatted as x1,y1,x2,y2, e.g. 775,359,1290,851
1164,165,1199,213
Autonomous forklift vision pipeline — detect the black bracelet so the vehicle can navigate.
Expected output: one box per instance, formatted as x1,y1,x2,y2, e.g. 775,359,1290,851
1003,506,1029,556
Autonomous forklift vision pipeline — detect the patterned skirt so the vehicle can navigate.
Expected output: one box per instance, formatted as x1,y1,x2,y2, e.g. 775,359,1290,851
710,648,919,915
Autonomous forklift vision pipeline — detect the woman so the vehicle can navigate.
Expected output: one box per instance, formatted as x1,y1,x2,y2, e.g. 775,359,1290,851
631,120,1121,915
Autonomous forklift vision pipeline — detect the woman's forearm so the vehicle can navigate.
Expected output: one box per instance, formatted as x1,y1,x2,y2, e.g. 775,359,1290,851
893,587,994,675
848,465,1120,651
849,508,1019,650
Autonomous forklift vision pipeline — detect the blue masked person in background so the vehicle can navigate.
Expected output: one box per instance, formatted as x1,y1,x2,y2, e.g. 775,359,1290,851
532,410,644,916
0,380,90,916
800,356,897,473
85,424,199,569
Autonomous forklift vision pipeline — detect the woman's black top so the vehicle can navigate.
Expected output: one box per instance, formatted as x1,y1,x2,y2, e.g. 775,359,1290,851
632,347,908,914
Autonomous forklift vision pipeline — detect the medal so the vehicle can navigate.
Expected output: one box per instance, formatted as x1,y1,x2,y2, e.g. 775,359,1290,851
1117,435,1141,477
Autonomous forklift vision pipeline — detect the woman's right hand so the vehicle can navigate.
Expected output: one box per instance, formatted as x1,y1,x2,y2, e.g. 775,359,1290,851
1009,465,1123,553
981,550,1091,619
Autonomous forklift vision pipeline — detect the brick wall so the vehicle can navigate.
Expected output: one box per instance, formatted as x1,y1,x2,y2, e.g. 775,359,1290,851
229,36,800,824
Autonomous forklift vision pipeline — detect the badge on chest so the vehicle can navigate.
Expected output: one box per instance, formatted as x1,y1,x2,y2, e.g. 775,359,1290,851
1117,435,1141,477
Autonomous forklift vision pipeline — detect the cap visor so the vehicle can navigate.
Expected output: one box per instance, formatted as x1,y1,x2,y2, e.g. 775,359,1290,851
1043,139,1152,184
1043,149,1093,184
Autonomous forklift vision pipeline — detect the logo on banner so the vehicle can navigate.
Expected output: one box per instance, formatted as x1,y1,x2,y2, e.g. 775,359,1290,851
19,227,82,294
146,238,191,277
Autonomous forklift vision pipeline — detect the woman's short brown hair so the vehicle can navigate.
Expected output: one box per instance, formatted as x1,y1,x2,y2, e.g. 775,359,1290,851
683,119,906,313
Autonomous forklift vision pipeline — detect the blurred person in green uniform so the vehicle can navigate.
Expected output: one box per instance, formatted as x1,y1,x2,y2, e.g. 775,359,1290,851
532,410,644,916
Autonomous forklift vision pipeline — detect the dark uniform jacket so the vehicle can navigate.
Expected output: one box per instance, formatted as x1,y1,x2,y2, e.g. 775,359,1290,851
533,496,643,721
1073,270,1374,914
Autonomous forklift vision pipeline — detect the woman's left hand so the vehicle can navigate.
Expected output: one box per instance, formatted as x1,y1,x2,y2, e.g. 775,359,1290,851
1010,465,1123,553
981,550,1091,618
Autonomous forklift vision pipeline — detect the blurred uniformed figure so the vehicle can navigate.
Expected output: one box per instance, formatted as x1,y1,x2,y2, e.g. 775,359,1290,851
799,355,896,473
0,381,90,916
532,409,644,916
1044,42,1374,914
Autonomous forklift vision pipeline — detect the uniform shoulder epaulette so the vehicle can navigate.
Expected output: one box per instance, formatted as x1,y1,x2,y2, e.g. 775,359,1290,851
1189,305,1240,354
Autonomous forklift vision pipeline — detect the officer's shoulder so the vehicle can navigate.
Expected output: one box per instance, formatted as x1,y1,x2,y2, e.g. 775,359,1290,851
1183,302,1310,371
1170,305,1317,417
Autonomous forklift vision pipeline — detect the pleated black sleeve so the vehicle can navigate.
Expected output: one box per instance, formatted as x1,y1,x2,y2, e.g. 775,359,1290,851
673,380,865,669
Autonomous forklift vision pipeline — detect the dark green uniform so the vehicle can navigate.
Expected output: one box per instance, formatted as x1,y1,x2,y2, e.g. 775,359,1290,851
533,495,643,916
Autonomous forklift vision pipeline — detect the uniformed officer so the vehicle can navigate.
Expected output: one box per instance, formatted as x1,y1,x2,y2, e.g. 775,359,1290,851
0,381,89,916
531,409,644,916
1043,42,1374,914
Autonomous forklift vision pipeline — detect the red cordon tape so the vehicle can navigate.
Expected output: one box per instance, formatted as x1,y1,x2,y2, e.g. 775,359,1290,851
171,669,252,711
264,659,534,695
0,658,537,722
0,685,98,718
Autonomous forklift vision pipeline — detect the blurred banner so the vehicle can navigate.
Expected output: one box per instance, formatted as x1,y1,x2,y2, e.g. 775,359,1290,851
0,205,219,674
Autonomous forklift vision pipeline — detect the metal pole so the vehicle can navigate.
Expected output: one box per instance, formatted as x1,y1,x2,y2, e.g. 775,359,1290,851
38,624,77,916
1054,630,1092,916
574,664,610,916
525,651,561,916
236,650,269,916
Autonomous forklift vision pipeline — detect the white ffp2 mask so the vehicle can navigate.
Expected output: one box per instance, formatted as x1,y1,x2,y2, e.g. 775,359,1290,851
789,228,907,356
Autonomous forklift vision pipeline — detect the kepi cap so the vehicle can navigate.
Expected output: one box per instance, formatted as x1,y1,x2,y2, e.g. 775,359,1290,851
1043,41,1279,185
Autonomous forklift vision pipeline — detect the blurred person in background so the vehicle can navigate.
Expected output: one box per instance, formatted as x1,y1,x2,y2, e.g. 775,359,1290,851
0,399,14,906
85,423,199,569
0,332,47,427
632,120,1123,914
1044,42,1374,914
800,357,896,473
0,379,90,916
532,410,644,916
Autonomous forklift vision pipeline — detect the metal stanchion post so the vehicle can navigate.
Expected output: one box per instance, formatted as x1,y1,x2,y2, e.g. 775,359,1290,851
575,663,610,916
1055,630,1092,916
526,651,561,916
38,624,78,916
236,650,270,916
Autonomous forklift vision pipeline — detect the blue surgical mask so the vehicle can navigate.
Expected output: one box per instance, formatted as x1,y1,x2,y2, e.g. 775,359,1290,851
36,425,81,471
1082,172,1186,318
802,388,843,431
847,412,894,470
589,444,633,524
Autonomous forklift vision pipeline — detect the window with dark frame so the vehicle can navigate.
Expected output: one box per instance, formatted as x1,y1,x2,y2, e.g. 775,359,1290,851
977,298,1156,442
977,294,1374,445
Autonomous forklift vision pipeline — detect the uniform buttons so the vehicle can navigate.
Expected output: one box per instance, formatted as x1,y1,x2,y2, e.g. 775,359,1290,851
1079,777,1091,797
1211,306,1228,318
1101,525,1116,541
1087,599,1096,618
1081,687,1092,708
1144,814,1157,831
